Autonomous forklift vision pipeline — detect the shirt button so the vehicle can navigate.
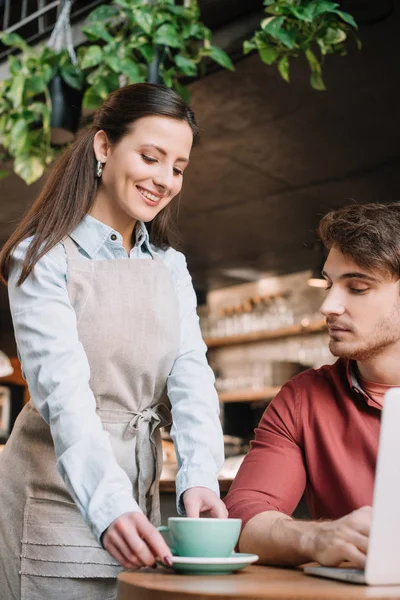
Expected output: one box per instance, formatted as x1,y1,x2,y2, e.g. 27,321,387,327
110,234,117,241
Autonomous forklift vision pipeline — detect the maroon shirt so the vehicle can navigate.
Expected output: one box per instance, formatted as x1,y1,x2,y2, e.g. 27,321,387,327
224,359,382,529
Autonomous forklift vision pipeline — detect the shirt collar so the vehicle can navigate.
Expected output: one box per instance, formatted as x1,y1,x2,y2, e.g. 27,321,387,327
69,215,154,258
345,359,382,411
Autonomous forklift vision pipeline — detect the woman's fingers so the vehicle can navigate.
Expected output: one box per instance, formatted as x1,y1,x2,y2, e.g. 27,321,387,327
103,512,172,568
134,514,173,563
105,538,141,569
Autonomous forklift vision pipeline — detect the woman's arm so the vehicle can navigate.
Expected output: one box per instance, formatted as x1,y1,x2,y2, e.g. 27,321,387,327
165,249,225,514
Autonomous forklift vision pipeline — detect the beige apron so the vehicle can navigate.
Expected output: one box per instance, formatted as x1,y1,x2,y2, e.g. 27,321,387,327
0,236,180,600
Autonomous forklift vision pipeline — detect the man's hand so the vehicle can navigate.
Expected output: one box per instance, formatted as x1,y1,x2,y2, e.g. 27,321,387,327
240,506,372,568
183,486,228,518
102,512,173,569
306,505,372,568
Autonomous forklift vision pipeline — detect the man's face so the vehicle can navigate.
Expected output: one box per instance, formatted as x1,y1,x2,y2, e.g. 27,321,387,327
320,246,400,360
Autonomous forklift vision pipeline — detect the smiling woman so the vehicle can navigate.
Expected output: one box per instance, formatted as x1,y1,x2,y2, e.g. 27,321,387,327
0,84,226,600
89,115,193,253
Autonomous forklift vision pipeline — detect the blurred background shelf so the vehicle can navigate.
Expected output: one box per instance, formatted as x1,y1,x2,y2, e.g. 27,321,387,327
159,478,233,494
218,386,281,403
204,319,327,348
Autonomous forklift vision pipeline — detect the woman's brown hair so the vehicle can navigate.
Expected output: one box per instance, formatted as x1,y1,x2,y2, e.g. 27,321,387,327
318,202,400,278
0,83,199,285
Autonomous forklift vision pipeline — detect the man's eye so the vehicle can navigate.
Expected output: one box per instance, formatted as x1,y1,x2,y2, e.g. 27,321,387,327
173,168,183,176
350,287,369,294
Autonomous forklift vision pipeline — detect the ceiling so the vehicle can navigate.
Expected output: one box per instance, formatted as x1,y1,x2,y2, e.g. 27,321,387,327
0,1,399,318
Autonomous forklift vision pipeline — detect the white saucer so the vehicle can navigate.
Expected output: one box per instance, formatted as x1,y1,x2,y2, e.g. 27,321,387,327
159,553,259,575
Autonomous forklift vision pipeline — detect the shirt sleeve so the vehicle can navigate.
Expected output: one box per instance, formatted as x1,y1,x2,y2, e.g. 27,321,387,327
165,250,224,513
8,240,141,543
224,379,306,529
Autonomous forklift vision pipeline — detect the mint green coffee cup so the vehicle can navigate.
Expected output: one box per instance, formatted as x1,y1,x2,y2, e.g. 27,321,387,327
157,517,242,558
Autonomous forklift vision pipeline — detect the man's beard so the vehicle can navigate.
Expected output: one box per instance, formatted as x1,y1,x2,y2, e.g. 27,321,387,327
329,320,400,361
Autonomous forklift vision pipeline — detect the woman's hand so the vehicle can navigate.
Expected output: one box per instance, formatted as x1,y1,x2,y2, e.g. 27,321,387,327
183,486,228,518
102,511,173,569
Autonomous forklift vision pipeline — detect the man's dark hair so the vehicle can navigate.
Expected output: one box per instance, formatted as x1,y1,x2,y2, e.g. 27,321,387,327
318,202,400,278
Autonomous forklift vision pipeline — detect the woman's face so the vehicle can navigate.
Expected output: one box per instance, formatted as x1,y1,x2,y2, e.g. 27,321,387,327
93,115,193,229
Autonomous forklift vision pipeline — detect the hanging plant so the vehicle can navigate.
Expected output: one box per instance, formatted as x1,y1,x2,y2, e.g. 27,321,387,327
78,0,234,109
244,0,359,91
0,32,83,184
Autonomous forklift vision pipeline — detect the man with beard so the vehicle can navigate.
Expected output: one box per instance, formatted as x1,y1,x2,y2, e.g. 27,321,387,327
225,202,400,569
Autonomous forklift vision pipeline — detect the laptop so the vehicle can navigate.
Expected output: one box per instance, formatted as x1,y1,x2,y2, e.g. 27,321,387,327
304,387,400,585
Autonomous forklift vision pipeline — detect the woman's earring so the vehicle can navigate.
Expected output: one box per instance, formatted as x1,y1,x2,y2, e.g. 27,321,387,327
96,160,103,178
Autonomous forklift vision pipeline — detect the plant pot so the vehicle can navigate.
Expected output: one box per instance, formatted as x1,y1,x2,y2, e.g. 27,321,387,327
48,74,83,145
147,46,163,85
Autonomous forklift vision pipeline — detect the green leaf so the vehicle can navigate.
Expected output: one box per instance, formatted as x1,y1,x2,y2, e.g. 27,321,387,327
258,44,278,65
82,86,104,110
306,1,340,19
261,16,285,37
243,40,256,55
8,75,25,108
153,24,182,48
14,154,44,185
133,8,153,34
208,46,234,71
184,23,207,40
80,45,103,70
87,4,119,23
82,22,114,44
175,54,197,77
277,27,296,49
305,49,326,91
25,76,47,95
137,43,154,64
333,10,358,29
119,58,144,83
0,32,32,54
277,55,290,82
30,102,48,116
323,27,347,45
10,120,29,154
104,54,122,73
113,0,133,8
60,63,84,90
161,67,174,88
287,6,312,22
0,170,9,181
8,55,22,77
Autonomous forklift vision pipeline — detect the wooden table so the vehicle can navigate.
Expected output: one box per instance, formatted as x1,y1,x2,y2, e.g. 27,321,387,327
118,565,400,600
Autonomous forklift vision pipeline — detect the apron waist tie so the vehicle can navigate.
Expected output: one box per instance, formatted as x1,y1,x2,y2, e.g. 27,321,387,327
128,404,172,523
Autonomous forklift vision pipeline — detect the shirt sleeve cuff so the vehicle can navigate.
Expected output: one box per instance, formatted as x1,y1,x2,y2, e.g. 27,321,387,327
175,469,221,515
90,492,142,543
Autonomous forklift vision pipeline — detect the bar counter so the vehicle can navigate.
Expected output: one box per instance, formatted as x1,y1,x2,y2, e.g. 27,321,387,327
118,565,400,600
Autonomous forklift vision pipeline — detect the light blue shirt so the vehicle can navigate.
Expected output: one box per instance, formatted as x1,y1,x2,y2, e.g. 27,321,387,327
8,215,224,542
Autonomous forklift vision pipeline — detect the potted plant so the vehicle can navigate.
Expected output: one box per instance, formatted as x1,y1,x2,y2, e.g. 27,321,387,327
0,32,83,184
78,0,235,108
244,0,359,90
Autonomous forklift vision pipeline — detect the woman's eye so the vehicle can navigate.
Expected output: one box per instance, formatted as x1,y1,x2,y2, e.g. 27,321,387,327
350,287,369,294
141,154,157,163
174,168,183,176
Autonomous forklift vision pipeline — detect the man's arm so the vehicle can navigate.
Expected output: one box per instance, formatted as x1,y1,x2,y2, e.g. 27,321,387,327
239,507,371,569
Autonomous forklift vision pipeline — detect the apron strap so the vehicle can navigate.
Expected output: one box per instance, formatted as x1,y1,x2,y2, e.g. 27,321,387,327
63,235,81,259
128,404,172,523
